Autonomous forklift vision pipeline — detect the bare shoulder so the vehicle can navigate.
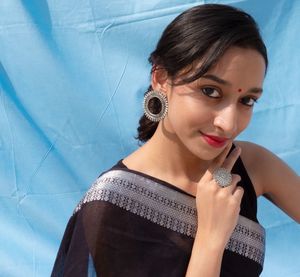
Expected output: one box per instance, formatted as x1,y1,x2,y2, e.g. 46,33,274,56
234,140,292,176
234,141,300,223
235,141,296,196
234,140,275,163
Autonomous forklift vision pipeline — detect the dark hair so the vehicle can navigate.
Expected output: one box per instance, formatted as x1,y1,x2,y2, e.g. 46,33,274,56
137,4,268,142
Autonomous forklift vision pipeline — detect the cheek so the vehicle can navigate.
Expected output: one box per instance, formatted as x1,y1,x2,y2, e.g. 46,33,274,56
187,105,213,126
170,95,210,117
167,97,213,131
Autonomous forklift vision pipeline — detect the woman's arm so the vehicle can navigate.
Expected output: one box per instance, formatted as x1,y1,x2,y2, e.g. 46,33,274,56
186,145,244,277
237,141,300,223
185,234,225,277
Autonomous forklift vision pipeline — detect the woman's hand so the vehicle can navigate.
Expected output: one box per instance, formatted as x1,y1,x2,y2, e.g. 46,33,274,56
195,143,244,249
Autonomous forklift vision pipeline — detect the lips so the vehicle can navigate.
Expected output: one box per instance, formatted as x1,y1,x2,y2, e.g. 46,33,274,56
200,132,229,148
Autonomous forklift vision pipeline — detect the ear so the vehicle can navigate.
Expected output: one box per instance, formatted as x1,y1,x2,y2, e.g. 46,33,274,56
151,68,170,94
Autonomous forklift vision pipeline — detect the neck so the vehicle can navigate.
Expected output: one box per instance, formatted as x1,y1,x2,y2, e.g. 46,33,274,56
138,121,211,183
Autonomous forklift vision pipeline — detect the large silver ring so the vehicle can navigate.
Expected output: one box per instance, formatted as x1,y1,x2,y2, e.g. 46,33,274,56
213,168,232,188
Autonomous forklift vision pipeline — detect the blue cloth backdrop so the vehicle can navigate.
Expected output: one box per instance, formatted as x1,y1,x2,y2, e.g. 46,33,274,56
0,0,299,276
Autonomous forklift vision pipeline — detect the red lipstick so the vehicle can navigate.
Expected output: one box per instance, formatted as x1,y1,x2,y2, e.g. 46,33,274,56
200,132,229,148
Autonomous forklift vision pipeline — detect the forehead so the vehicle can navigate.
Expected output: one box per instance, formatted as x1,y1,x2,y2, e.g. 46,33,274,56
206,47,266,87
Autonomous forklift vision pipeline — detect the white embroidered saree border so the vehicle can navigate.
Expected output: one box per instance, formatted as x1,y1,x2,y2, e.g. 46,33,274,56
75,169,265,266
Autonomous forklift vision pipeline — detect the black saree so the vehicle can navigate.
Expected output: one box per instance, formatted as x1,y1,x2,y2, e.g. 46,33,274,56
51,158,265,277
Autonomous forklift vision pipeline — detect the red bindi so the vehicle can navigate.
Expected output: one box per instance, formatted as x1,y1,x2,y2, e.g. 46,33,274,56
238,88,242,92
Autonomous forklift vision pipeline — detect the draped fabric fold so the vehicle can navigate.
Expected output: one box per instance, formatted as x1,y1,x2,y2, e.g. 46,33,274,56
52,158,265,276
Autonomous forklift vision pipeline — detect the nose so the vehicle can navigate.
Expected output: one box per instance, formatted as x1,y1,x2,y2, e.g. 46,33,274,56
213,104,238,136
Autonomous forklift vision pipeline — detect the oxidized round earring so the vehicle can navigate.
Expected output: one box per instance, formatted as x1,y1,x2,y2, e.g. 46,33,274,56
143,90,168,122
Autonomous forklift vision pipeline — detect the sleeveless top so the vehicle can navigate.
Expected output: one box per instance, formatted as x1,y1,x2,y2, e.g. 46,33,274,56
51,155,265,277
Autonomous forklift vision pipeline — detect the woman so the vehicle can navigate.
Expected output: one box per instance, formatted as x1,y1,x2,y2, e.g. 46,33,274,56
51,4,300,277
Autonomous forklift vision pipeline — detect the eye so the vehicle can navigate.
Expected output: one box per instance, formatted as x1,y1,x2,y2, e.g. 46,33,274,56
240,96,258,107
201,87,221,98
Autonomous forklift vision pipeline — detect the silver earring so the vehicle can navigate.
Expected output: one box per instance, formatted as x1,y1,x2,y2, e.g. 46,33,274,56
143,90,168,122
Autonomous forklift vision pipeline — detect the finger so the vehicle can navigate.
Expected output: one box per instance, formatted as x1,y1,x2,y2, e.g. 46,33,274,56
232,186,244,203
214,142,232,166
208,143,232,174
222,146,241,172
222,174,241,193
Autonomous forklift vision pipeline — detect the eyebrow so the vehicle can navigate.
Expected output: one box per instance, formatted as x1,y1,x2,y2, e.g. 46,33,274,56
202,74,263,94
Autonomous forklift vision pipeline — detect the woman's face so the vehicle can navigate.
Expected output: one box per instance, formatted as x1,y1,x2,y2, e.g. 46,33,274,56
160,46,266,161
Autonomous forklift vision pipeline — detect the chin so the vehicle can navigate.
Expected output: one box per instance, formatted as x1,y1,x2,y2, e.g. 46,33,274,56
189,146,222,161
180,137,228,161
